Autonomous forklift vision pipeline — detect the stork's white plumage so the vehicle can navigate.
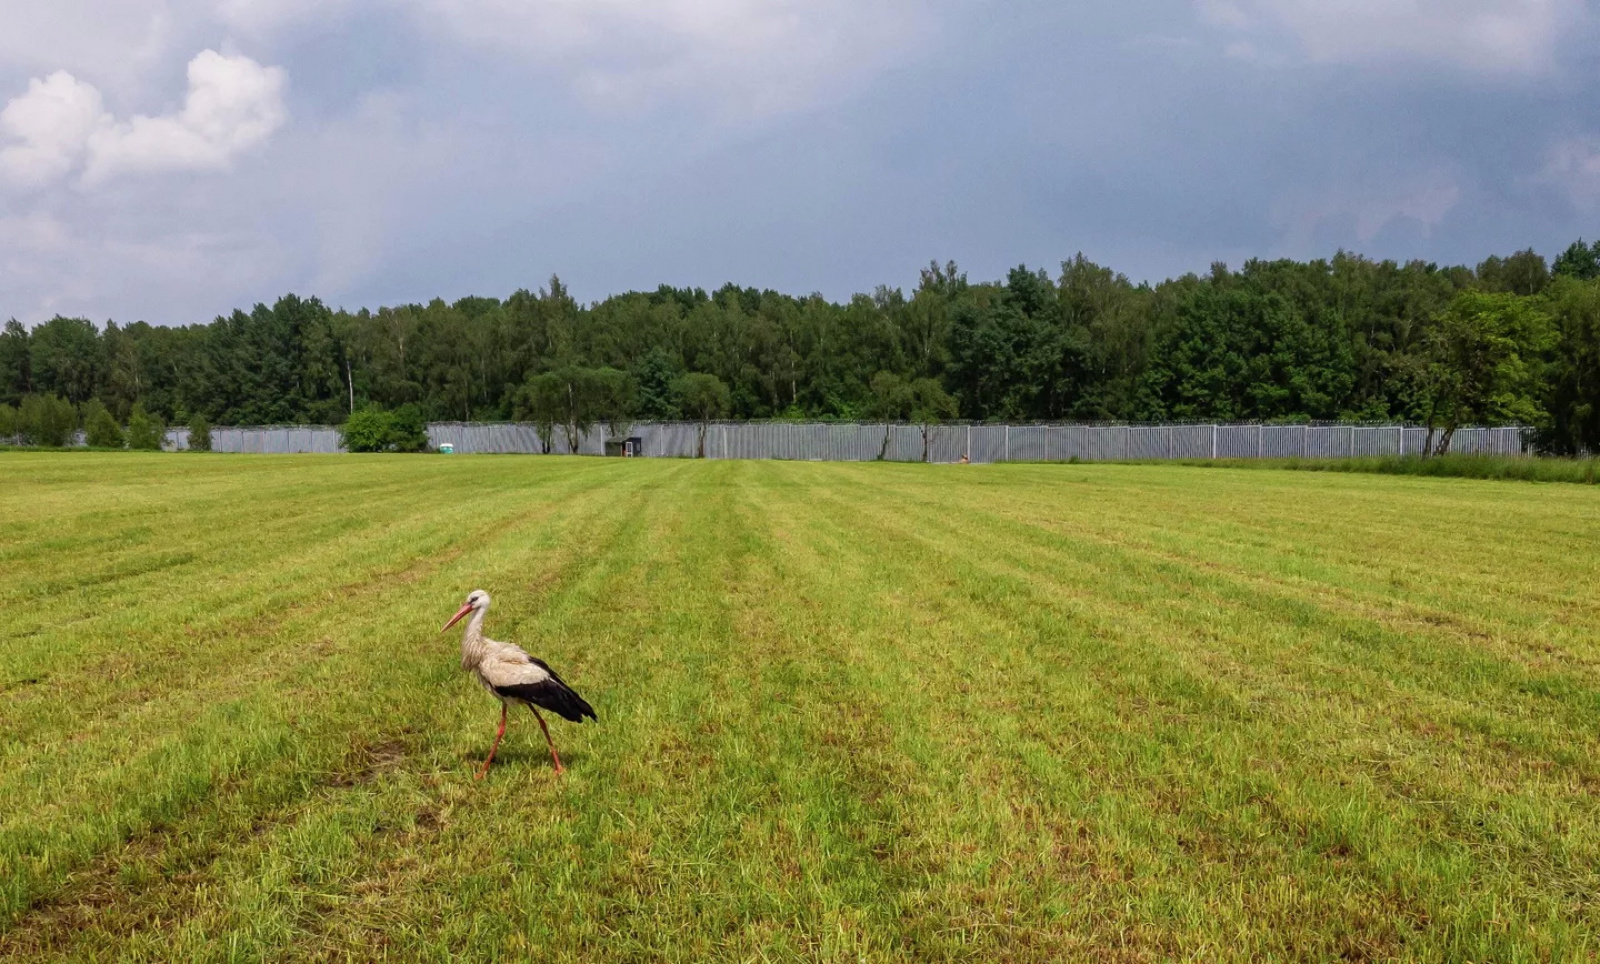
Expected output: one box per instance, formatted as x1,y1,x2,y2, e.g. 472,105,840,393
443,590,596,778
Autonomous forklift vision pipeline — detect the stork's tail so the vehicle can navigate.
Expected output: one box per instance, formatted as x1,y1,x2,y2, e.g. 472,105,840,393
543,680,597,723
499,678,597,723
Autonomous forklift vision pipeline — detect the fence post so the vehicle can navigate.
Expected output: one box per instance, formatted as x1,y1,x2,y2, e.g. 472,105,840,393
1004,425,1009,462
966,425,972,463
1044,427,1049,462
1166,425,1172,459
1256,423,1263,459
1348,425,1354,457
1397,424,1403,457
1211,424,1217,459
1302,424,1309,457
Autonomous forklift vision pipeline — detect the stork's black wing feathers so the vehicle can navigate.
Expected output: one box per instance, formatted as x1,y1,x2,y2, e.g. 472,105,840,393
495,658,597,723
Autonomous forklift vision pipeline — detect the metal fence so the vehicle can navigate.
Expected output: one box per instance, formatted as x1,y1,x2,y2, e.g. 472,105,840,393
156,421,1530,462
165,425,344,454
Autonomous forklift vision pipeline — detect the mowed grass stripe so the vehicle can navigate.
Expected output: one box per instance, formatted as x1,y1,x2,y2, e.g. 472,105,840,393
0,456,1596,961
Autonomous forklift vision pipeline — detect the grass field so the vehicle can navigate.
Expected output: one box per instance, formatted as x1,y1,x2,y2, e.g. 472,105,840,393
2,453,1598,962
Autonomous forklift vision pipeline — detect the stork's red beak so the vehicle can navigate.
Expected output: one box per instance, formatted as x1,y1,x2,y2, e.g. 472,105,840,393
442,602,474,632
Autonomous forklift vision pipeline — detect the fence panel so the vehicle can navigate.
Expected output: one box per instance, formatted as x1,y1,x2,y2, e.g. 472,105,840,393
1088,426,1128,461
925,425,965,463
1258,425,1300,458
970,425,1006,463
1168,424,1210,458
1215,425,1252,458
1353,426,1400,457
1128,426,1167,459
205,426,342,453
1005,425,1045,461
1450,426,1526,455
644,423,700,458
430,423,546,454
1305,426,1344,458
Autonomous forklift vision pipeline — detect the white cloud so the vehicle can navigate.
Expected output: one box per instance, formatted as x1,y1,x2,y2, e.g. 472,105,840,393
83,50,288,184
1536,137,1600,210
1197,0,1589,74
0,72,106,187
0,49,287,189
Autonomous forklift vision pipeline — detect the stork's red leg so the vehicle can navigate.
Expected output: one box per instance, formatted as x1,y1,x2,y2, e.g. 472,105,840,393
529,706,564,774
477,703,508,781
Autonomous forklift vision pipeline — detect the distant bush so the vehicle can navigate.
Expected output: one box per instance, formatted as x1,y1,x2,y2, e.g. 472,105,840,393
188,414,212,452
388,404,430,452
340,407,390,452
0,403,16,442
17,395,77,447
82,400,125,449
126,403,165,451
1183,454,1599,485
341,405,430,453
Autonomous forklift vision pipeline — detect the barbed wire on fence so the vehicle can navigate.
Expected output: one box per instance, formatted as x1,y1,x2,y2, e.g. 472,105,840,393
150,421,1530,462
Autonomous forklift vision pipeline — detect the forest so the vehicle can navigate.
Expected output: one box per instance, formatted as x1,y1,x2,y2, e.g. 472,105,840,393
2,242,1598,454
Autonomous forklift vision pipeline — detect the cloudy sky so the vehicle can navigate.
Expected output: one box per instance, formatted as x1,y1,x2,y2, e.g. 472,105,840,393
2,0,1599,325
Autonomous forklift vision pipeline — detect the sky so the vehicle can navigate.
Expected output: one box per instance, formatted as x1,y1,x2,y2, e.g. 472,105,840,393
2,0,1599,326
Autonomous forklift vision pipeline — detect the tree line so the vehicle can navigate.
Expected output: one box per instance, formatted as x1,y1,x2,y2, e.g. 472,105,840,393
3,241,1598,454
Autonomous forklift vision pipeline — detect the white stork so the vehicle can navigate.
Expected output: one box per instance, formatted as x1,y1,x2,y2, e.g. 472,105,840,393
442,590,596,778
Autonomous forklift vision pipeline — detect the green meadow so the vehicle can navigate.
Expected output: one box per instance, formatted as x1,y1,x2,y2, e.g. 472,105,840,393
1,453,1597,961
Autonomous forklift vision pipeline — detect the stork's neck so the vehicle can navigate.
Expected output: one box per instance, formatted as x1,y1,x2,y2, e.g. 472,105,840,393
460,608,489,667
